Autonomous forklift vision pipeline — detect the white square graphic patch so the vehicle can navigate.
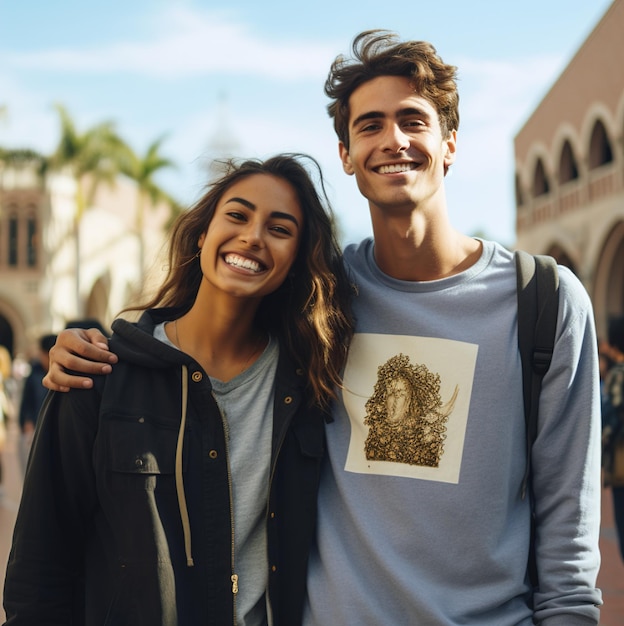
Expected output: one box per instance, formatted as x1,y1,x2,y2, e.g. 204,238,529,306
342,333,478,483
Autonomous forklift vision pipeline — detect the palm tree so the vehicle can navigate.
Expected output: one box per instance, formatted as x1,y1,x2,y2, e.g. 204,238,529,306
0,147,45,165
120,136,178,282
49,104,128,315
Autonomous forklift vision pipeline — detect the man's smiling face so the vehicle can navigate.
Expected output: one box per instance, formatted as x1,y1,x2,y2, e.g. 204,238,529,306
339,74,456,216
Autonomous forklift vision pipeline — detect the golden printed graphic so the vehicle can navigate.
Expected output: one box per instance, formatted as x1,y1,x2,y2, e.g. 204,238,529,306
364,353,459,467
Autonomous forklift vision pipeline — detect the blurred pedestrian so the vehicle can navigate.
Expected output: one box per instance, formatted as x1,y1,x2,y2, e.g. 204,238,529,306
17,333,57,472
601,315,624,563
0,346,14,491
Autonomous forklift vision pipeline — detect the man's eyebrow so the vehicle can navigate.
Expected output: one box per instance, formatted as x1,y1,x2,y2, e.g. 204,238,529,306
352,107,429,128
351,111,384,128
397,107,430,119
225,197,300,227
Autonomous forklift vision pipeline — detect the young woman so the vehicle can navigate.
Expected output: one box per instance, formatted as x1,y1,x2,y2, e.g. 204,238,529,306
3,154,353,626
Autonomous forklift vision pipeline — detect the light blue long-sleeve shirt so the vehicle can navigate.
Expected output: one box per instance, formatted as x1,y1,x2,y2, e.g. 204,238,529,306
304,238,602,626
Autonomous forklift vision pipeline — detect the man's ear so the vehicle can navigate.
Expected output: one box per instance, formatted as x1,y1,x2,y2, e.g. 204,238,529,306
339,141,354,175
443,130,457,173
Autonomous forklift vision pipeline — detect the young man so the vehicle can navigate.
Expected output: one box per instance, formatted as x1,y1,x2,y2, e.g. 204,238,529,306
42,31,602,625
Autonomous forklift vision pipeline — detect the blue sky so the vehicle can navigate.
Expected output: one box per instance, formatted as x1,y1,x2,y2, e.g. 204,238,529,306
0,0,614,246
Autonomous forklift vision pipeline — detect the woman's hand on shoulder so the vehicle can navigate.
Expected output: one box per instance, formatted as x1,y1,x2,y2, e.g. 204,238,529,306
43,328,118,392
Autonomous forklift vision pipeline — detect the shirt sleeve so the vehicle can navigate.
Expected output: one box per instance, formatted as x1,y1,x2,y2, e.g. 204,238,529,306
531,267,602,625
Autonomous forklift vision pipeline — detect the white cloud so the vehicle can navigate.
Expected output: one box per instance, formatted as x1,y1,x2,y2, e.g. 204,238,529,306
3,6,338,80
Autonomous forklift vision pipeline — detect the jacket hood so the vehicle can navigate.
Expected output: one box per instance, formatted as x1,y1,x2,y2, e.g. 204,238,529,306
110,308,191,369
112,307,198,568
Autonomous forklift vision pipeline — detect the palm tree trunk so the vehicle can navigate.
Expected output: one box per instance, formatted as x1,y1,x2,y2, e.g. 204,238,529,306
137,192,146,285
74,179,86,317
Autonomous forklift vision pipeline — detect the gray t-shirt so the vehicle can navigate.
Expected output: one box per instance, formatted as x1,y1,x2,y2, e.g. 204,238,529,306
155,323,277,626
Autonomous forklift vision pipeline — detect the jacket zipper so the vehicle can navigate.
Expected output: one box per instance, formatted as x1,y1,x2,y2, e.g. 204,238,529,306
265,389,298,622
213,393,238,625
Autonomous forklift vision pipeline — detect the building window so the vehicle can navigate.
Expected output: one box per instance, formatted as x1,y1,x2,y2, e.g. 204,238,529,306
8,214,18,266
559,141,579,184
532,158,550,197
27,216,37,267
588,120,613,169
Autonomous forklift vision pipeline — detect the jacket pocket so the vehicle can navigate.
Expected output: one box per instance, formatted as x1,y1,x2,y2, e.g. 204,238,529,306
100,412,185,492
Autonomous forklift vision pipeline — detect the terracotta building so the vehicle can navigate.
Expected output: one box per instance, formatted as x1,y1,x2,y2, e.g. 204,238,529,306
514,0,624,338
0,154,171,360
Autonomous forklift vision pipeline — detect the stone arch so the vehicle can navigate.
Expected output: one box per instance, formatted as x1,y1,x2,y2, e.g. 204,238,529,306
532,157,550,197
518,143,550,203
558,139,580,185
588,119,614,170
551,123,581,183
545,242,577,276
616,90,624,163
0,298,27,357
0,313,15,357
580,103,614,152
592,221,624,338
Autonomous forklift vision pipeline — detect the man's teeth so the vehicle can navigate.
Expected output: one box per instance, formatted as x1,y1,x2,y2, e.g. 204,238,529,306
378,163,415,174
225,254,262,272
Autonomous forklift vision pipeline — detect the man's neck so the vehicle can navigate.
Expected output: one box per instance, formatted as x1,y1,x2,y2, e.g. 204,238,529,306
370,211,482,281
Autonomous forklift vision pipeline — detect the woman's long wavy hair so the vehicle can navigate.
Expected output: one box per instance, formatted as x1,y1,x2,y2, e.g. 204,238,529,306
128,153,354,407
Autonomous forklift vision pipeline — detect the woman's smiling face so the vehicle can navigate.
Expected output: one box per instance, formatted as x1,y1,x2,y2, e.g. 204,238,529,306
197,173,304,301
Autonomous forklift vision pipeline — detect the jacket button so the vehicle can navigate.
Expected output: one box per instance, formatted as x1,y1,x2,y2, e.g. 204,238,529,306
271,565,277,572
209,450,218,459
284,396,293,405
296,368,304,376
270,511,275,519
192,371,203,382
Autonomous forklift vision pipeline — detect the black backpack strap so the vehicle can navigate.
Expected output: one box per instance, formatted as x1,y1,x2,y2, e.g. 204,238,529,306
515,250,560,499
515,250,559,589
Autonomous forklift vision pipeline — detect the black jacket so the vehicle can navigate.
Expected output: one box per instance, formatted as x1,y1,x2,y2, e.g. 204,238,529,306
4,309,326,625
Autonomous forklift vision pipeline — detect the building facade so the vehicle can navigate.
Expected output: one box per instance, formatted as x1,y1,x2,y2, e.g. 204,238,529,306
514,0,624,338
0,155,171,360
